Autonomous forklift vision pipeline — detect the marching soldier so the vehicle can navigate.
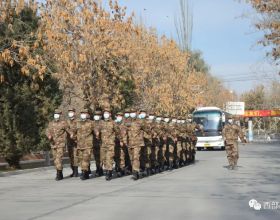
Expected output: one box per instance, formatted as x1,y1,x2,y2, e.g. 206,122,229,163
153,115,164,172
98,109,117,181
66,108,79,177
167,117,177,169
46,109,69,181
115,112,128,177
75,109,95,180
161,115,170,170
222,116,246,170
143,111,156,175
126,109,146,180
93,110,103,177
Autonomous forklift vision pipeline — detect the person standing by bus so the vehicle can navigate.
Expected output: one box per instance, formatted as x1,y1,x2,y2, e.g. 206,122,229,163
222,116,246,170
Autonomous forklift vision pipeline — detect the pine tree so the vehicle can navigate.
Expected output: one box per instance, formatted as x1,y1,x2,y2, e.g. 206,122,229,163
0,4,61,169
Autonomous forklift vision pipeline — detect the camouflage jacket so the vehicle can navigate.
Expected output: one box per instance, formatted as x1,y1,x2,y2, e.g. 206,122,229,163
66,119,78,147
96,120,117,146
46,120,69,148
222,123,245,143
76,120,95,149
125,119,145,147
115,122,128,145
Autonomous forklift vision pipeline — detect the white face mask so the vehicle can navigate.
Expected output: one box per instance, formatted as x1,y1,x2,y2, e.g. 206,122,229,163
156,117,162,122
68,112,75,118
130,113,136,118
124,113,130,118
171,119,177,123
148,115,155,120
54,114,60,119
116,116,123,122
139,113,146,119
188,119,192,123
164,118,170,123
228,119,233,124
80,113,87,120
94,115,101,121
103,112,110,119
176,120,181,124
182,120,186,123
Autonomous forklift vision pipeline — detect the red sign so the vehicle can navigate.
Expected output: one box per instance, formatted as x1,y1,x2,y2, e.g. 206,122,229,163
243,110,280,117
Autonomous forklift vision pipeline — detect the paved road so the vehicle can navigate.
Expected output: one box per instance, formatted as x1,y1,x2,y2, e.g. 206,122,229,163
0,143,279,220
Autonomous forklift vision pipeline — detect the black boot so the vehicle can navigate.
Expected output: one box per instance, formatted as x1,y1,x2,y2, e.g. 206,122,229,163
169,161,174,170
105,170,113,181
70,166,75,177
73,166,79,177
95,167,103,177
80,170,89,180
55,170,63,181
88,165,92,175
146,168,151,176
150,167,156,175
125,167,132,175
117,168,125,177
132,171,139,180
98,168,104,177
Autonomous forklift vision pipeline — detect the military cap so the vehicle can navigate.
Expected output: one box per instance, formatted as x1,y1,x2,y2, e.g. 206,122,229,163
124,108,130,113
130,108,137,113
80,108,89,113
68,108,75,112
54,109,62,114
94,110,102,115
103,108,111,112
228,115,233,119
116,112,123,116
148,111,155,116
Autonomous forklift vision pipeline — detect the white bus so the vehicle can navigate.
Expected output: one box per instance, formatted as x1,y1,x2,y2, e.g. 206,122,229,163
193,107,229,150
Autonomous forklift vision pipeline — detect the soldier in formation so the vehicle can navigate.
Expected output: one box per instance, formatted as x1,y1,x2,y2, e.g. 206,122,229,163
46,108,199,181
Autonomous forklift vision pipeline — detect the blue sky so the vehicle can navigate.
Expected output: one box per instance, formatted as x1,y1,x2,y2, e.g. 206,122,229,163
117,0,279,94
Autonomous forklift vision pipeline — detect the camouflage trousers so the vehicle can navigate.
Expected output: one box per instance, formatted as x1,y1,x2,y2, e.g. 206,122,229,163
128,145,143,172
139,144,152,169
52,147,64,171
68,146,78,167
168,143,175,162
115,144,127,170
184,141,191,162
160,143,167,166
150,145,159,167
93,144,101,169
77,148,92,171
225,141,239,166
176,141,186,162
100,144,114,171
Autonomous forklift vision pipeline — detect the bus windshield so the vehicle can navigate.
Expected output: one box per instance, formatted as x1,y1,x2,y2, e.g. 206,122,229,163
193,110,222,132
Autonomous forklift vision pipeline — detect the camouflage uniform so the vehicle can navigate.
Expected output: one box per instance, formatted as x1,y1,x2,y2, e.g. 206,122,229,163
46,114,68,171
126,112,145,178
46,109,69,180
152,118,163,171
143,117,155,171
175,120,184,166
97,111,117,180
222,120,245,169
66,109,79,176
75,110,95,178
167,121,177,168
114,112,128,175
93,111,103,176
